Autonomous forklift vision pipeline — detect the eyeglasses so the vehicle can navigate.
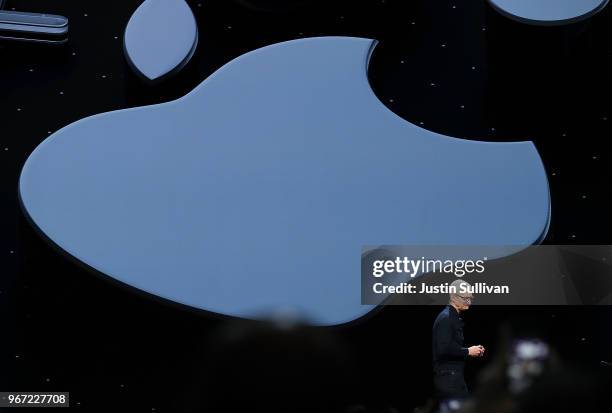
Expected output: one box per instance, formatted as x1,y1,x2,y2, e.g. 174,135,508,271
457,295,473,303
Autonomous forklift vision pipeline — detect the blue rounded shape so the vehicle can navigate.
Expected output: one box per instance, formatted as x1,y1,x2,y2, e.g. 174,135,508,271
124,0,198,81
488,0,608,25
19,37,550,325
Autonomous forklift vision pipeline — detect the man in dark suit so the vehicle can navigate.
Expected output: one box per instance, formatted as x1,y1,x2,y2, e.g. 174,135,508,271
432,279,484,401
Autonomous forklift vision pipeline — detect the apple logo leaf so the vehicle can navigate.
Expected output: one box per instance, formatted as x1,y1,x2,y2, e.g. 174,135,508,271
124,0,198,82
19,37,550,326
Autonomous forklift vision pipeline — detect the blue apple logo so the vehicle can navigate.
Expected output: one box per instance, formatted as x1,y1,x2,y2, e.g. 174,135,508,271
19,37,550,325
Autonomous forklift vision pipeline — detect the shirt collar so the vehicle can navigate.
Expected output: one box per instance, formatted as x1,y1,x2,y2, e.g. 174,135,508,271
448,304,463,320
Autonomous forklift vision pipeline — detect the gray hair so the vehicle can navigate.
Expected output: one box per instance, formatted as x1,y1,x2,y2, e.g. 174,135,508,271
449,279,471,301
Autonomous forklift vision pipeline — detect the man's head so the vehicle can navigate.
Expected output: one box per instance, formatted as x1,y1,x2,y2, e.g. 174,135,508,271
449,279,473,312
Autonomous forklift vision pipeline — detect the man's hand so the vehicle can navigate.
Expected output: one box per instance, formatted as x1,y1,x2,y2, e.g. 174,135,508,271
468,345,485,357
